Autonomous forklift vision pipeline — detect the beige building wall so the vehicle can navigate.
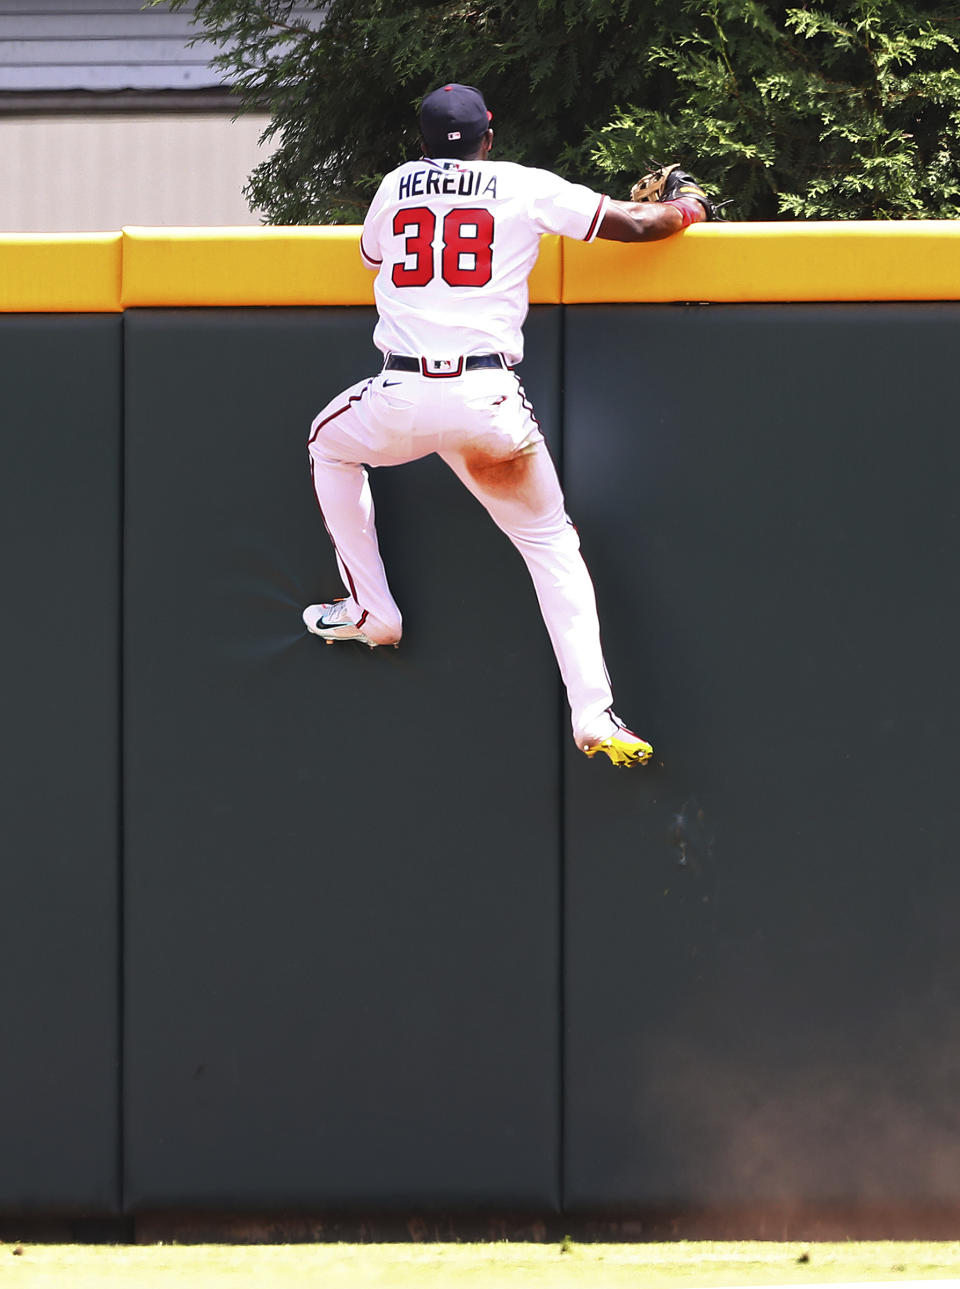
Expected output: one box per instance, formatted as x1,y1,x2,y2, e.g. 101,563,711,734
0,113,277,231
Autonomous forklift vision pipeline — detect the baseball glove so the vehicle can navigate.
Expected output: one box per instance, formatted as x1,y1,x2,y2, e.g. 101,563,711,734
630,163,725,220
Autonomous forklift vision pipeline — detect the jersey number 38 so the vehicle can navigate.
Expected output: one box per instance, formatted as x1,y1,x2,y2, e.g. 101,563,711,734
391,207,494,288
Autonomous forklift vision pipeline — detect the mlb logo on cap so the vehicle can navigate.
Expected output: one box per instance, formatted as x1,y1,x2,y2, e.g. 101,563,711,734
420,83,492,155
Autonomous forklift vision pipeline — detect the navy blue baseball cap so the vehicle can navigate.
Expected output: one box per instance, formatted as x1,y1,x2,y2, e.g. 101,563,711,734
419,83,492,155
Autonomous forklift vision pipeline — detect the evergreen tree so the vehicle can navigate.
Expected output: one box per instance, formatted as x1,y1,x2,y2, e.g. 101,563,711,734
158,0,960,221
586,0,960,218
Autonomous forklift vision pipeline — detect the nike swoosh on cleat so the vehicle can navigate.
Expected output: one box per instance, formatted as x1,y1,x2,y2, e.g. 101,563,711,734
382,380,403,387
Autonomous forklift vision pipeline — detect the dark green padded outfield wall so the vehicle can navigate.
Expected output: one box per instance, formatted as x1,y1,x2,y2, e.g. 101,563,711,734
562,303,960,1216
121,308,563,1214
0,316,122,1214
1,302,959,1223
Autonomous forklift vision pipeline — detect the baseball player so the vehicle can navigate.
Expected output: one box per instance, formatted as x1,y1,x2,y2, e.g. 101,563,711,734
304,83,716,767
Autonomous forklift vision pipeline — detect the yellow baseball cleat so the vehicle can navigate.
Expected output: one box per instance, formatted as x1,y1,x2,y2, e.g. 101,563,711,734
582,720,654,768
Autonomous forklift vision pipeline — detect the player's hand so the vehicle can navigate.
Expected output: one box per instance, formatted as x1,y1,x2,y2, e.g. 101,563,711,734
630,163,727,221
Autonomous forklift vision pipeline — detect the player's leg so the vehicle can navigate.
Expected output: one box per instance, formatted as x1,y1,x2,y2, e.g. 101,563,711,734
437,373,652,763
439,435,637,752
306,380,403,645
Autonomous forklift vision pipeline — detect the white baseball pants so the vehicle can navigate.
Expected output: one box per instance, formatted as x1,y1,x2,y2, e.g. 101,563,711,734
307,364,618,747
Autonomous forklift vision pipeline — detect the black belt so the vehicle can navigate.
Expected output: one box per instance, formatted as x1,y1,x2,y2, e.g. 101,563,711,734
384,353,506,376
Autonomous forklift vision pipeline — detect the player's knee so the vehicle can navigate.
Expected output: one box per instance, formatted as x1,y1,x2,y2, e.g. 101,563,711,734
464,446,535,498
307,436,332,466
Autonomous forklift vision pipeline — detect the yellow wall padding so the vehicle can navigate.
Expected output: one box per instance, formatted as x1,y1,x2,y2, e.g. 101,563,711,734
528,234,562,303
3,222,959,312
121,226,372,308
0,234,122,312
562,220,960,303
121,226,563,308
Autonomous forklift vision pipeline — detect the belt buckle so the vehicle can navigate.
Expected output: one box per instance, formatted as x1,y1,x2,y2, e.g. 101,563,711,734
421,356,464,378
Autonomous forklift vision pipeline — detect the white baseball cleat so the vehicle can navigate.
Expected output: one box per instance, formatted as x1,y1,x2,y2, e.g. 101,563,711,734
302,600,379,648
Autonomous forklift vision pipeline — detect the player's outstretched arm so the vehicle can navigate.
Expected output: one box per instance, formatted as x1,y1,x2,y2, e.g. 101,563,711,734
597,199,692,242
598,165,724,241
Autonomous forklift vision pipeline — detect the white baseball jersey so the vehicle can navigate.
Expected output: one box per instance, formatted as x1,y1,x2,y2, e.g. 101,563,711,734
360,158,608,366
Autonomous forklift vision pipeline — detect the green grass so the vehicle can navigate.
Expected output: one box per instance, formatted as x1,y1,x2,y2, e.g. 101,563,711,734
2,1241,960,1289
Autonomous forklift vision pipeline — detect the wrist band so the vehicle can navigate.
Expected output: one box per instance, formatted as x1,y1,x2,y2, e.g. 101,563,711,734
664,196,707,228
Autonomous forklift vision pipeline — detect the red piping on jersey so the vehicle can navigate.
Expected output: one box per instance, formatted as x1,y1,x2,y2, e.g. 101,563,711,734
308,384,369,446
307,385,370,617
309,453,363,608
512,374,541,429
583,195,606,242
359,233,382,265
